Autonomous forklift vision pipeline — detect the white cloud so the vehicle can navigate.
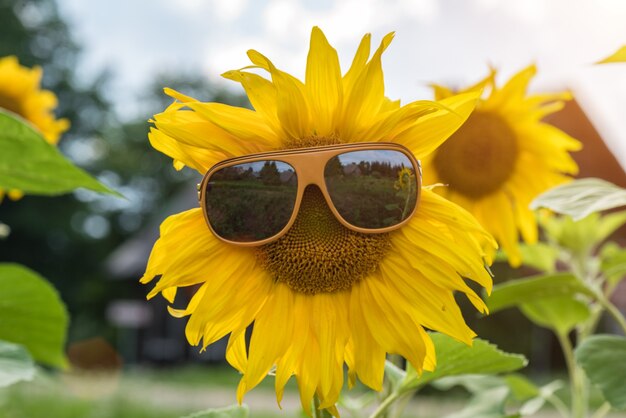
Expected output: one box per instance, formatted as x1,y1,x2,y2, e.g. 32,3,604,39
396,0,439,21
213,0,248,22
264,0,303,38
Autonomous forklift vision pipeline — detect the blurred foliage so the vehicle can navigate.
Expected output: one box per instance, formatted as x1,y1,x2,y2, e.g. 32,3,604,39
0,263,68,368
0,0,247,345
0,366,290,418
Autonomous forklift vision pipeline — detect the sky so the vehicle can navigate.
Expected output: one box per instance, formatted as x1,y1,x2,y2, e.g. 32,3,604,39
56,0,626,165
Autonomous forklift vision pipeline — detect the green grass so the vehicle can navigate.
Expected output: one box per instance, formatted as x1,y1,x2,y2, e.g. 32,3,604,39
0,366,297,418
1,390,181,418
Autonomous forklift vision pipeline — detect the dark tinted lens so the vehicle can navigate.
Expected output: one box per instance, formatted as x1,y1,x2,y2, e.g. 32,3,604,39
205,160,297,242
324,150,418,229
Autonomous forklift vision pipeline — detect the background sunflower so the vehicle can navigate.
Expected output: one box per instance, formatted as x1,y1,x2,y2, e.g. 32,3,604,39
0,56,68,144
423,65,582,267
0,55,69,201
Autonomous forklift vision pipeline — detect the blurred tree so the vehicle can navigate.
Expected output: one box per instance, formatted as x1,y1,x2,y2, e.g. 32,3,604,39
0,0,248,348
260,161,281,185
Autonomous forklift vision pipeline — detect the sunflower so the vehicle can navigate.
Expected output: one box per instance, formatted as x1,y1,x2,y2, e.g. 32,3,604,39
423,66,581,267
141,27,495,415
597,45,626,63
0,55,69,201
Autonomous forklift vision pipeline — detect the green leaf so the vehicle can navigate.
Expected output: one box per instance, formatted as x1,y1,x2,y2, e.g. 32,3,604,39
487,273,593,314
530,178,626,220
518,380,563,416
600,243,626,285
595,210,626,244
0,340,35,388
435,374,560,417
504,374,540,401
540,213,601,255
575,335,626,410
434,376,523,418
520,296,591,335
0,263,68,368
180,404,249,418
0,110,118,196
433,374,504,392
445,388,520,418
518,243,559,273
402,334,527,389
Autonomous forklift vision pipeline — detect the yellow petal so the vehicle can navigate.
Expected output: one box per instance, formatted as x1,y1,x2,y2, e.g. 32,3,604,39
487,64,536,108
295,334,320,414
474,192,522,267
355,276,430,372
517,123,581,174
310,292,348,405
162,287,177,303
596,45,626,64
379,255,477,344
392,236,488,313
221,70,283,136
458,67,496,96
146,234,248,299
342,33,371,97
512,192,538,244
305,27,343,136
274,293,310,406
343,340,357,389
431,83,455,100
153,106,264,157
340,32,394,141
239,284,294,400
187,267,272,348
165,93,278,150
393,91,480,159
148,127,222,173
167,282,207,318
348,291,386,390
141,209,213,286
359,100,440,142
226,328,248,373
403,190,495,292
247,50,311,141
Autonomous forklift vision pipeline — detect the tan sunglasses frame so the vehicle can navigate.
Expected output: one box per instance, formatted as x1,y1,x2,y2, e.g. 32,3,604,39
198,142,422,247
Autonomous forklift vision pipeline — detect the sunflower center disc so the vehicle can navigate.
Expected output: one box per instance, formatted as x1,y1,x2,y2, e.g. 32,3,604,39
257,186,390,294
433,111,518,199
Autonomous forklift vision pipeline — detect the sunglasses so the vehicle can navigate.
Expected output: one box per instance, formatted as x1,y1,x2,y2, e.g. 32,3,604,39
198,142,422,246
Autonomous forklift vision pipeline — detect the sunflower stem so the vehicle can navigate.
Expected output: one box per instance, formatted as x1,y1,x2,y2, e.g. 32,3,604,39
368,391,403,418
556,332,585,418
545,393,571,418
389,391,413,418
594,289,626,335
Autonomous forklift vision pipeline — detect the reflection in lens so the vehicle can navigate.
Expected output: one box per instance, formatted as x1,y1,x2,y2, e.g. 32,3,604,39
205,161,297,242
324,150,418,229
